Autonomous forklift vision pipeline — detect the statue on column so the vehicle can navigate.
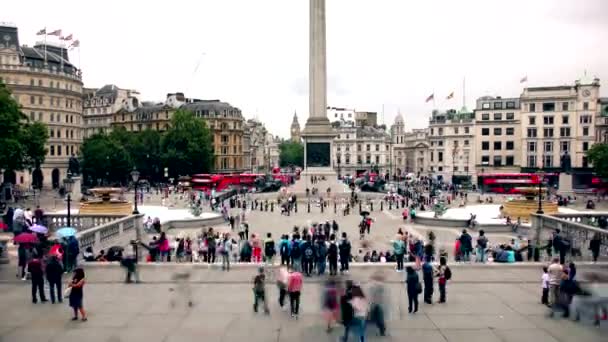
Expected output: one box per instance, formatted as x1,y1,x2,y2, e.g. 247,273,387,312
68,154,80,176
560,152,572,174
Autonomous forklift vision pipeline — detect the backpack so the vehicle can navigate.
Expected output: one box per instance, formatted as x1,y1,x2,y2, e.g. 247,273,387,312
328,242,338,259
290,242,302,259
253,274,265,292
280,241,289,256
304,245,314,260
339,240,351,256
317,243,327,258
265,240,275,256
444,266,452,280
478,236,487,249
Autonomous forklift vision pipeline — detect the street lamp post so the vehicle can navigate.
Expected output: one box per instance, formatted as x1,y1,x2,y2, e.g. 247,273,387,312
536,169,544,214
131,167,140,215
63,172,74,227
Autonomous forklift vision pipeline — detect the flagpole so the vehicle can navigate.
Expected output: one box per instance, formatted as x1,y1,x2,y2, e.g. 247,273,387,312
462,77,466,109
432,88,436,109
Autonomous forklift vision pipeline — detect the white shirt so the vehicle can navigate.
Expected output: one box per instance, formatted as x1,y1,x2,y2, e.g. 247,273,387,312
542,273,550,289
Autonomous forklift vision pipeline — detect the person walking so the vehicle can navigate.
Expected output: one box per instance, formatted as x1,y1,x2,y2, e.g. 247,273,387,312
67,268,87,321
276,265,289,310
392,235,405,272
252,267,269,314
287,266,303,319
322,278,340,332
341,281,367,342
405,266,420,313
28,254,47,303
476,230,488,263
437,256,451,303
368,272,387,336
251,234,262,263
328,234,339,276
589,233,601,263
46,255,64,304
263,233,276,265
339,232,352,274
548,257,563,307
541,266,550,305
422,257,434,304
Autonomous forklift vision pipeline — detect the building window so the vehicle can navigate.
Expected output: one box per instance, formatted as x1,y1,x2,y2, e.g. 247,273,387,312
542,102,555,112
494,102,503,109
544,155,553,168
505,155,514,166
580,115,592,124
543,128,554,137
583,142,589,151
481,141,489,150
506,101,516,109
493,155,502,166
454,127,459,134
345,156,350,164
464,127,469,134
582,127,589,136
38,112,42,121
375,155,380,164
464,140,469,146
529,116,536,125
430,152,434,162
438,128,443,135
506,141,514,150
493,128,502,135
357,144,361,152
481,113,489,121
366,144,370,151
50,129,54,138
527,155,537,168
583,102,589,111
50,145,55,156
366,155,371,164
430,128,434,135
506,112,514,120
494,141,502,150
544,141,553,153
562,115,569,125
357,156,362,164
482,102,490,109
482,128,489,136
560,141,570,152
559,127,571,137
438,152,443,162
375,144,379,151
454,166,458,172
527,128,537,138
530,103,536,112
438,166,443,172
543,116,554,125
562,102,569,111
481,155,490,165
438,141,443,147
29,112,35,120
493,113,502,120
506,127,514,135
57,145,62,156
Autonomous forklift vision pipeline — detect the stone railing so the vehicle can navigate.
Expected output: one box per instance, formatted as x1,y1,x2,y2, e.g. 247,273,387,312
531,213,608,259
43,214,127,232
76,214,143,253
551,212,608,228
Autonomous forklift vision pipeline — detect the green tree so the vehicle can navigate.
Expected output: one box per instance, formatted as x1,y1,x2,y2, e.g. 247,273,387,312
587,143,608,178
0,81,48,181
22,122,49,189
161,109,214,178
279,141,304,167
80,134,131,185
131,129,162,182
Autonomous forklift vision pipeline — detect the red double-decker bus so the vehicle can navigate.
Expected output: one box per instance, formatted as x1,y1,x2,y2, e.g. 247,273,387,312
191,173,266,192
478,173,558,194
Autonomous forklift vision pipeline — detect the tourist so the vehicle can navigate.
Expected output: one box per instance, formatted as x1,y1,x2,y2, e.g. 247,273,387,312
263,233,276,265
287,266,303,319
459,229,472,262
17,243,29,280
476,230,488,263
413,237,423,269
175,238,185,262
158,232,170,262
251,234,263,263
541,266,550,305
301,235,315,276
67,268,87,321
206,230,217,264
339,232,352,274
422,257,434,304
405,266,420,313
392,234,405,272
368,272,387,336
240,238,252,262
185,237,193,262
28,253,46,303
277,265,289,310
289,235,302,271
221,234,232,271
328,234,339,276
322,278,340,332
437,256,451,303
65,236,80,272
589,233,601,263
548,258,563,307
46,255,64,304
568,262,577,281
252,267,269,314
315,236,328,275
279,234,290,266
341,280,367,342
340,281,355,341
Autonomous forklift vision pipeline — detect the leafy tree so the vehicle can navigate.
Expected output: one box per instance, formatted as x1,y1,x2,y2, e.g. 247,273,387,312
0,81,48,181
80,134,131,185
161,109,214,178
279,141,304,167
587,143,608,178
131,129,162,182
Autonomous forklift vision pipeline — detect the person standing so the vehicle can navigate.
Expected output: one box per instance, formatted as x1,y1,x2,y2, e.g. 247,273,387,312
301,235,314,277
251,234,262,263
263,233,276,265
392,235,405,272
67,268,87,321
279,235,290,266
221,234,232,271
252,267,269,314
46,255,64,304
328,234,339,276
290,236,302,272
422,258,434,304
207,231,217,264
459,229,472,262
548,257,563,307
315,236,328,275
339,232,352,274
541,266,550,305
405,266,420,313
287,266,303,319
28,254,46,303
476,230,488,263
589,233,601,263
437,256,451,303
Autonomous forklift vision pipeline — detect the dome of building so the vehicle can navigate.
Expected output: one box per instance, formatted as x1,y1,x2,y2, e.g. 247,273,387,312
394,113,404,125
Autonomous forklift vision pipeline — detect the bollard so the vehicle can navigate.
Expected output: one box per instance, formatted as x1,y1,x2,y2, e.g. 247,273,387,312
321,203,324,213
271,203,274,212
389,201,392,210
308,202,311,213
334,202,337,214
295,202,298,213
359,202,362,212
370,201,374,211
381,201,383,211
251,202,254,211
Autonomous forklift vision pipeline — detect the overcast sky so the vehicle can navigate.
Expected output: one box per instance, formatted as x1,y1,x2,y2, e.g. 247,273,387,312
4,0,608,138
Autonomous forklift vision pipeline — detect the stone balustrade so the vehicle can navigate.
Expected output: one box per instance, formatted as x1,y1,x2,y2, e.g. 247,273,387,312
531,213,608,259
43,214,127,232
75,214,143,253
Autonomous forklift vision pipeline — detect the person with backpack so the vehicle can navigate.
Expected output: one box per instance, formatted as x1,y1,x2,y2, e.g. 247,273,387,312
405,266,420,313
339,232,352,274
476,230,488,263
437,256,451,303
392,235,406,272
290,235,302,272
328,234,339,276
252,267,269,314
459,229,473,262
264,233,276,265
301,235,315,277
279,235,291,266
422,257,434,304
315,237,328,275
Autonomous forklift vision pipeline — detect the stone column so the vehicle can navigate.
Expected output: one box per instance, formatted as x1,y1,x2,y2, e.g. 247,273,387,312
307,0,329,126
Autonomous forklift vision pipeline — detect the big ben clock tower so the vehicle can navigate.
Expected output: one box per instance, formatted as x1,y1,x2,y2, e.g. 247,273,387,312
290,111,301,143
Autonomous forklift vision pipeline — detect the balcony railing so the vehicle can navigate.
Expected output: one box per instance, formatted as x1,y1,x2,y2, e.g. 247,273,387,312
43,214,127,232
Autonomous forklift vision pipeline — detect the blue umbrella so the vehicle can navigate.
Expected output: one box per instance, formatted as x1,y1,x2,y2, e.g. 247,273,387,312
56,227,77,238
